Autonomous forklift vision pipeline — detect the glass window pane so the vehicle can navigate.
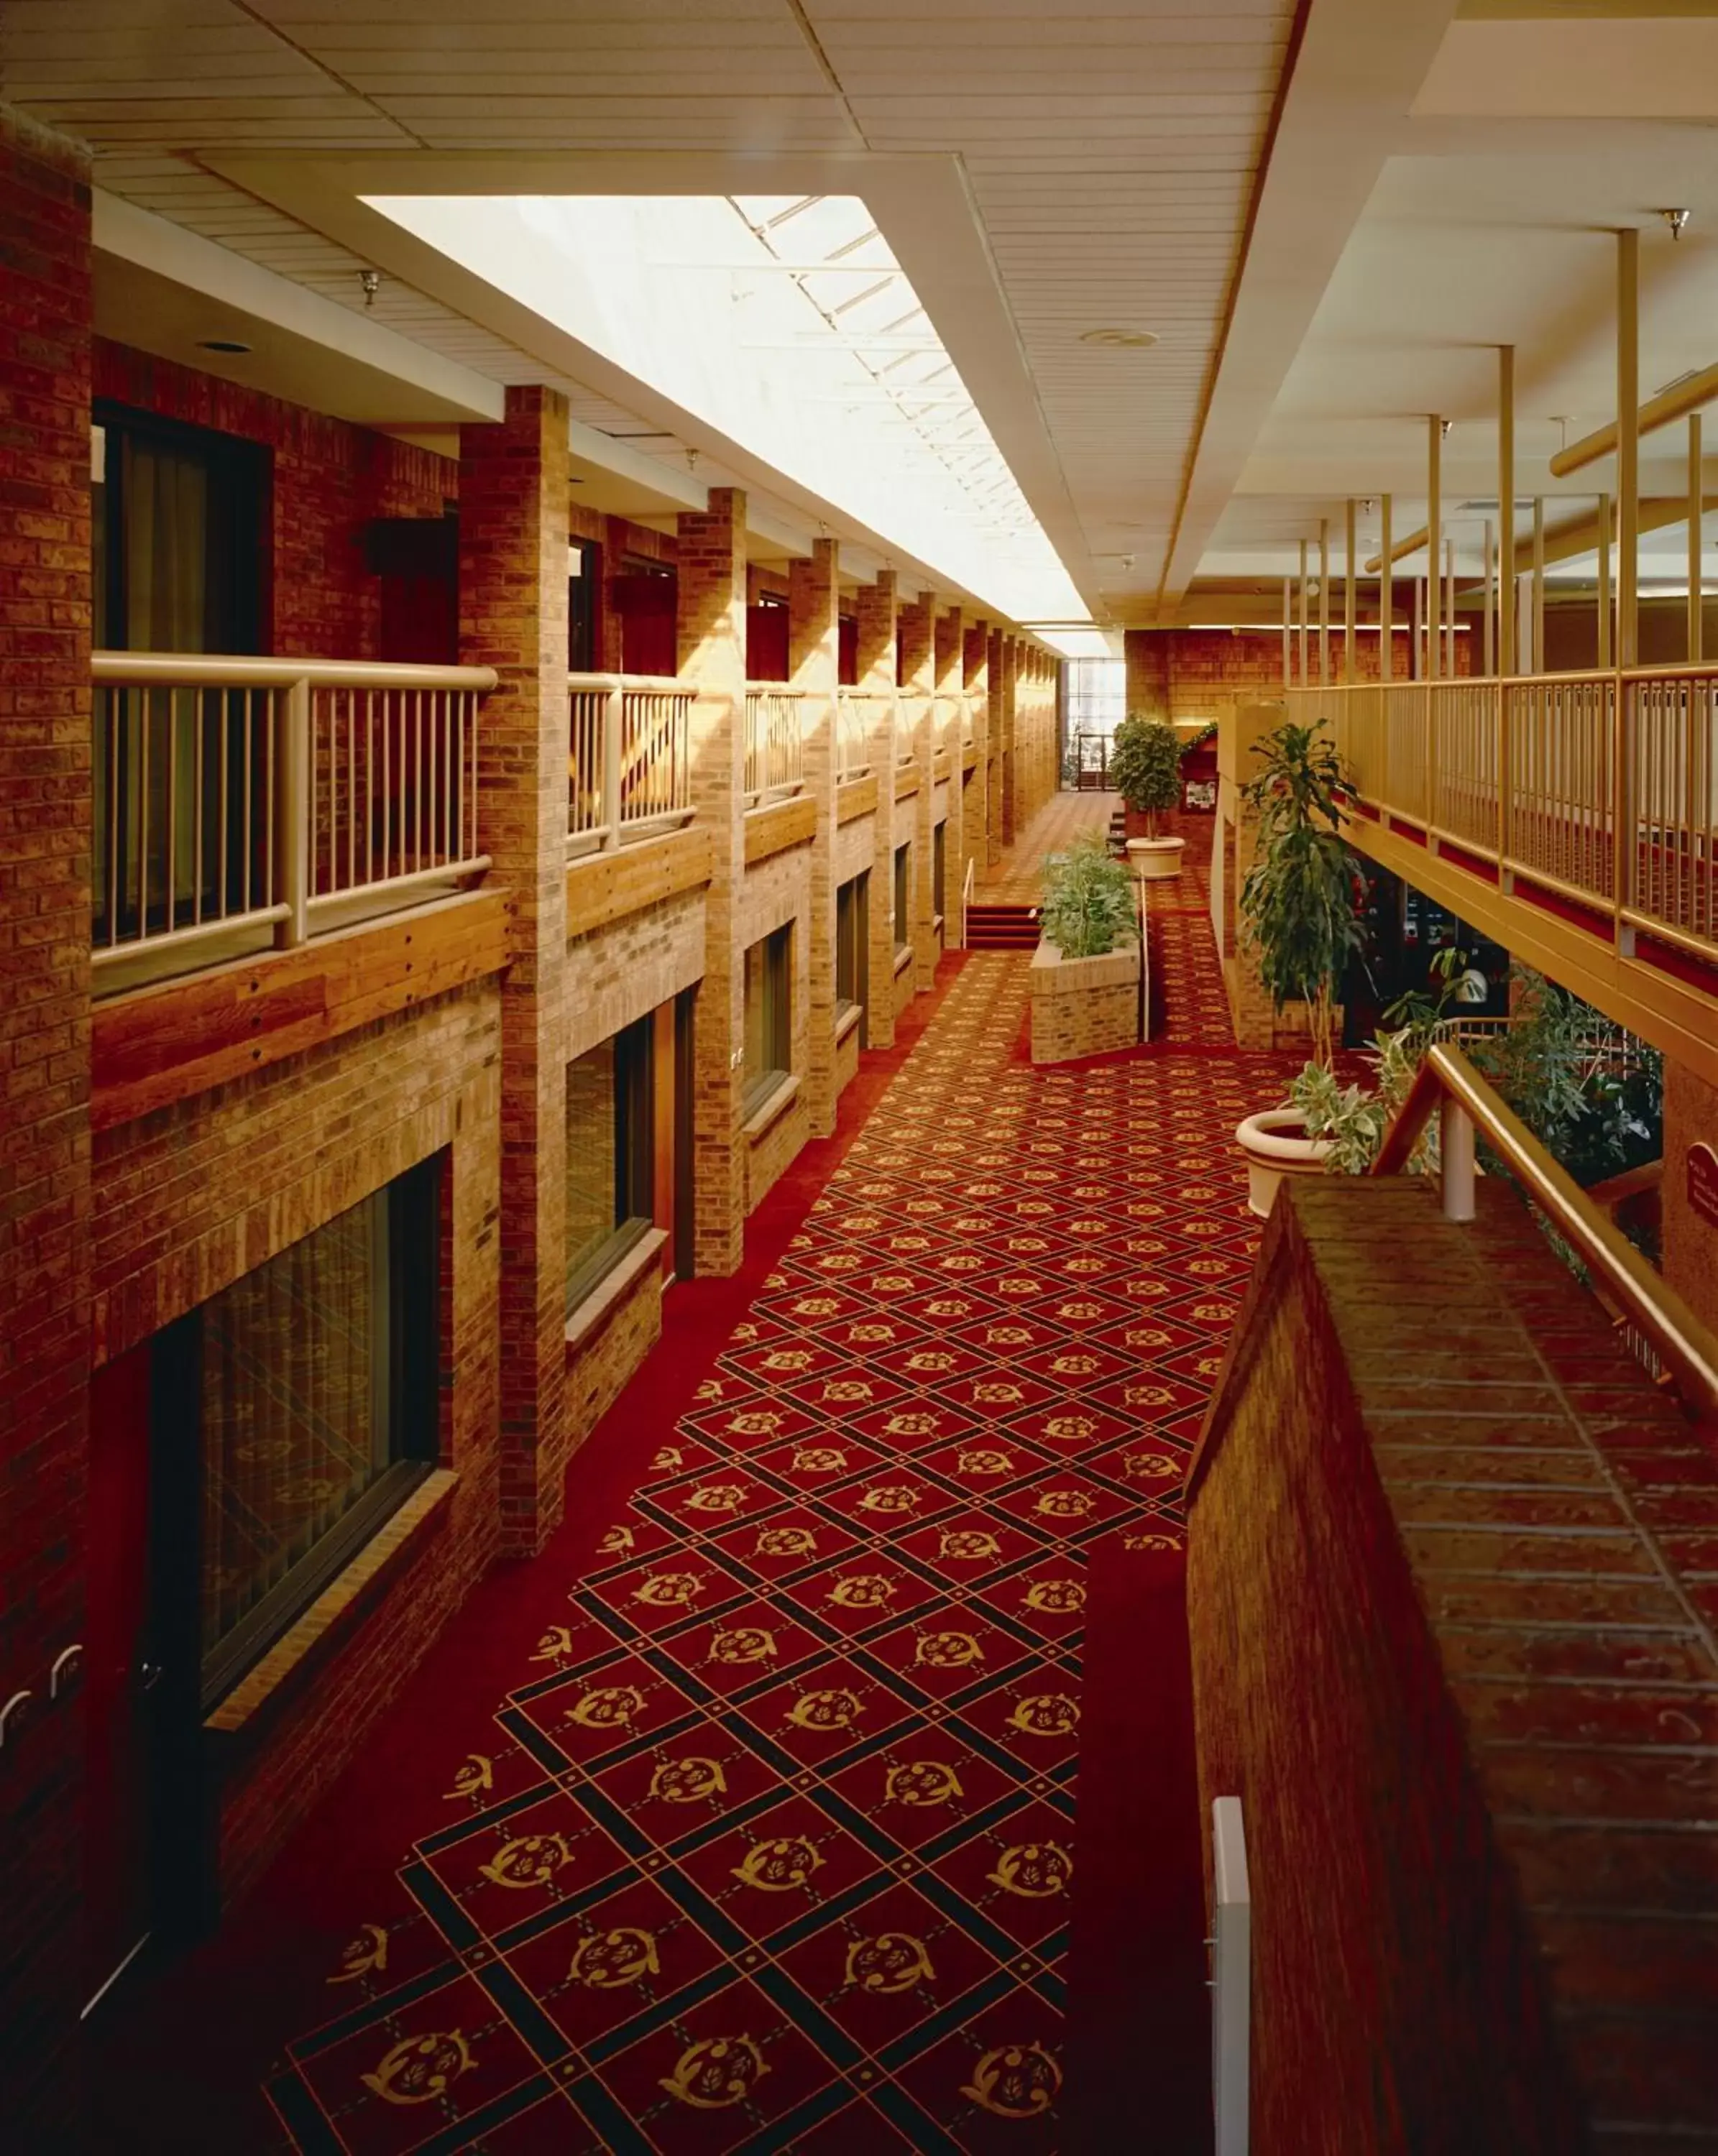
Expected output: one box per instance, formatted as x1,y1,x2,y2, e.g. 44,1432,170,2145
199,1188,392,1659
566,1041,619,1291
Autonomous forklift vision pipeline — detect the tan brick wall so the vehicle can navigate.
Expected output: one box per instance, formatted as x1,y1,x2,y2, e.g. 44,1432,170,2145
566,1259,663,1454
791,538,840,1135
566,889,704,1062
677,488,748,1274
1029,942,1141,1063
855,572,901,1047
899,593,938,993
460,384,571,1552
748,1093,810,1213
92,983,504,1901
965,620,993,875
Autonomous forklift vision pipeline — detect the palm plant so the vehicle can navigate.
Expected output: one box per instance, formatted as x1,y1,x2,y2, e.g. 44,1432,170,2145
1237,719,1364,1069
1108,714,1183,836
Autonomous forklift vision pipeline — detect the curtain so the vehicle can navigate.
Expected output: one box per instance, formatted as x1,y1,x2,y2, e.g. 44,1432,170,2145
199,1191,389,1657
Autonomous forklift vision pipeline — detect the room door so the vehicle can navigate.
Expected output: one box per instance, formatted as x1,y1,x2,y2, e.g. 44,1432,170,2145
84,1342,160,2012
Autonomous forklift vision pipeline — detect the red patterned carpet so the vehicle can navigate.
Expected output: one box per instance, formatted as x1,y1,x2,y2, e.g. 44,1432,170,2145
111,873,1307,2155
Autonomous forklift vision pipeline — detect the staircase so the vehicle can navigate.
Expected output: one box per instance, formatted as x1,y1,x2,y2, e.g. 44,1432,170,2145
964,900,1040,951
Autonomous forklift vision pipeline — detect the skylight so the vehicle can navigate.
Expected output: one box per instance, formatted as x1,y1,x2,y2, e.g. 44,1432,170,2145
363,191,1093,630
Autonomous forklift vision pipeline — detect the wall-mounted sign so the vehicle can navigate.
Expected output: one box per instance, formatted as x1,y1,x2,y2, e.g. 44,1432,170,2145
1689,1142,1718,1231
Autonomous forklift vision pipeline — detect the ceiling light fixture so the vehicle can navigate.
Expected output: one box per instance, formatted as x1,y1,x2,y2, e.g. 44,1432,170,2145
1660,208,1692,242
1079,328,1159,349
197,338,251,354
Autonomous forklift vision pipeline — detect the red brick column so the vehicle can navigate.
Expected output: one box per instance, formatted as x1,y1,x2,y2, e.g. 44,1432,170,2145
0,105,93,2142
964,619,991,880
935,607,965,946
791,538,840,1135
855,571,899,1047
898,592,937,990
678,487,747,1273
461,384,571,1551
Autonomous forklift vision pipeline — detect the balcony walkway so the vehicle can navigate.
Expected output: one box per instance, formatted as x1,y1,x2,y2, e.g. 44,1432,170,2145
107,796,1309,2153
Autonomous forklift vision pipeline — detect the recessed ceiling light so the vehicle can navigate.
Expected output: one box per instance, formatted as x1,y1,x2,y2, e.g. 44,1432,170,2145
1079,328,1158,349
198,338,252,354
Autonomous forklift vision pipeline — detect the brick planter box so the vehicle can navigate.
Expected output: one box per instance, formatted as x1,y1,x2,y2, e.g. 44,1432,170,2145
1029,938,1141,1064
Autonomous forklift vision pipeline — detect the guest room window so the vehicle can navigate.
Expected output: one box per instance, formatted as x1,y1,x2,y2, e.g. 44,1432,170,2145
836,872,868,1025
153,1159,441,1710
565,1016,655,1308
894,842,911,954
743,924,792,1112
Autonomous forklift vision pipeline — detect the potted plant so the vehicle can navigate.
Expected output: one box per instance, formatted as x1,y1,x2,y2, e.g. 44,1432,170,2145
1232,718,1366,1213
1108,714,1185,880
1030,833,1142,1063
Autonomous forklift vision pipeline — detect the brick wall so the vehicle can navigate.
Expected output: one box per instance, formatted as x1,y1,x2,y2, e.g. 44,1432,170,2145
1126,626,1475,727
1661,1057,1718,1340
790,539,840,1135
93,339,454,660
1029,943,1141,1064
855,571,901,1048
461,387,571,1550
1189,1175,1716,2150
92,986,502,1896
0,102,93,2142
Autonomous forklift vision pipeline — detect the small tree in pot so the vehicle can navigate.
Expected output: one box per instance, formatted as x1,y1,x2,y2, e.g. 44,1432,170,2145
1232,717,1367,1213
1108,715,1186,879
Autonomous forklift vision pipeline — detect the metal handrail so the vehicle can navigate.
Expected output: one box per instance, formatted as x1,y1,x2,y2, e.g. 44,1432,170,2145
1372,1042,1718,1418
960,854,975,949
91,650,495,976
93,653,498,692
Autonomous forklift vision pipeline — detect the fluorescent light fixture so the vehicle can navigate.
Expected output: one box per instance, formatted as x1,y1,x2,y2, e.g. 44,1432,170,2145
364,190,1094,632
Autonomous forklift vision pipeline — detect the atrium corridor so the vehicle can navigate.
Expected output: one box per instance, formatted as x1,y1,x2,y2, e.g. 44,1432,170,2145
103,801,1305,2155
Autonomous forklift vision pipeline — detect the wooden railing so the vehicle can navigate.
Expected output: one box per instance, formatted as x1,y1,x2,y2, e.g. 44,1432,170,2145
835,686,882,780
1375,1042,1718,1419
1286,665,1718,967
743,683,804,805
567,673,695,857
91,652,495,982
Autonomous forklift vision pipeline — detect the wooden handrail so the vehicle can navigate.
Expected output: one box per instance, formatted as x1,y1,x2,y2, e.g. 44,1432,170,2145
1372,1044,1718,1418
96,651,497,691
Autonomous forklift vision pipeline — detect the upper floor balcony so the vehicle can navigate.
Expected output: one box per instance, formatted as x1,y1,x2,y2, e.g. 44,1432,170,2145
91,651,496,997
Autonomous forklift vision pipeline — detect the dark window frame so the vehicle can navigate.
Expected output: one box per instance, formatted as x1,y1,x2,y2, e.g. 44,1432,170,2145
565,1015,657,1313
893,841,912,954
162,1157,444,1716
93,398,270,656
743,923,793,1115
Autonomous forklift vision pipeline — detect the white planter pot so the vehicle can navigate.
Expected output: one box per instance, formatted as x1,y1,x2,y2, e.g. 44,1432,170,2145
1234,1107,1333,1220
1126,834,1185,882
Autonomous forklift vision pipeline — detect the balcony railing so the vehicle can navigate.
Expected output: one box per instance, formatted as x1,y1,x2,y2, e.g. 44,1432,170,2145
896,691,929,765
743,683,804,806
567,673,695,857
835,686,880,780
91,652,495,985
1286,666,1718,967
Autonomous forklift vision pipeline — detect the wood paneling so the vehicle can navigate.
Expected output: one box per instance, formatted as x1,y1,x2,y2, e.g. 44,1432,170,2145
743,792,817,866
91,888,507,1129
566,824,712,936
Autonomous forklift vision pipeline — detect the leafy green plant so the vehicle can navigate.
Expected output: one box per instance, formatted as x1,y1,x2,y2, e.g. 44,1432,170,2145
1185,719,1218,752
1467,967,1662,1184
1287,956,1663,1199
1038,832,1136,959
1290,946,1489,1175
1237,719,1364,1068
1108,715,1184,834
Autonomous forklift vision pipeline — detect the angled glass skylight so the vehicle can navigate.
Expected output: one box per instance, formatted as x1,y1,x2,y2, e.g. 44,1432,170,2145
364,191,1093,630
